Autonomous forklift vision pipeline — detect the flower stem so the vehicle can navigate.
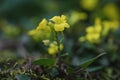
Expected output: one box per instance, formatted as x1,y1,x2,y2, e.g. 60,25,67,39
55,32,61,68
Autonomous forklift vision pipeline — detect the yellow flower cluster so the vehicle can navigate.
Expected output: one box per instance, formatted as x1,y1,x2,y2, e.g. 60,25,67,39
28,15,69,40
28,15,70,41
48,41,64,55
28,15,69,55
42,40,64,55
79,17,119,43
79,18,102,43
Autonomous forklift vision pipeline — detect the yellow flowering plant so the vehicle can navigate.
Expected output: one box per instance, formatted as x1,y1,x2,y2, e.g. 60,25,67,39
28,15,70,67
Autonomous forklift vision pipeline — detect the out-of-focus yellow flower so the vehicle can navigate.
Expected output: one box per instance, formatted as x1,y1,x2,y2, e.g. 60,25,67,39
86,26,94,33
69,11,87,25
79,16,119,43
2,25,20,37
79,17,102,43
103,3,119,20
80,0,99,11
86,25,102,33
95,17,101,26
86,33,100,43
48,41,63,55
95,25,102,33
85,25,102,43
110,20,119,30
50,15,70,31
102,20,119,36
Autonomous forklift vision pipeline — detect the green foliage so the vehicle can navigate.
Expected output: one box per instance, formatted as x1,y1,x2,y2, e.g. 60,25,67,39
33,58,56,67
79,53,106,69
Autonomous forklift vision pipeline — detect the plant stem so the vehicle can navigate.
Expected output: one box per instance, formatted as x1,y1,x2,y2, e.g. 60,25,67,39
55,32,61,68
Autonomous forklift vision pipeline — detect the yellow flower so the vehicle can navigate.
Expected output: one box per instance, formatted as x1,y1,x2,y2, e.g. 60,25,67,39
103,3,119,20
48,41,64,55
42,40,50,46
110,20,119,30
94,25,102,33
69,11,87,25
3,25,20,37
28,29,39,41
86,26,94,33
85,26,101,43
28,15,70,41
80,18,102,43
102,20,119,36
80,0,99,11
86,33,100,43
48,42,58,55
36,19,51,33
28,29,38,36
50,15,70,31
95,17,101,26
36,19,47,30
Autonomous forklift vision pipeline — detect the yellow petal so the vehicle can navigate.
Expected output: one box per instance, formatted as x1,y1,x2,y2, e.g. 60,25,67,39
51,16,60,23
54,24,64,31
61,15,66,20
36,19,47,30
86,26,94,33
95,25,102,33
28,29,37,36
48,42,58,55
48,47,58,55
64,23,70,28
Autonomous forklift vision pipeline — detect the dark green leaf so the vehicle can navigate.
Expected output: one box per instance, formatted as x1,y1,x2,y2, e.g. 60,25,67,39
32,58,56,66
79,53,106,68
86,66,103,72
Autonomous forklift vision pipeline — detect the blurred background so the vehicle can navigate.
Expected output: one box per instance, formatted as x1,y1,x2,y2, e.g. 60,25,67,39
0,0,120,79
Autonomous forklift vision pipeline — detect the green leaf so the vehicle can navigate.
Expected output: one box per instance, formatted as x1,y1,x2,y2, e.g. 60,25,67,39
32,58,56,66
79,53,106,69
86,66,103,72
